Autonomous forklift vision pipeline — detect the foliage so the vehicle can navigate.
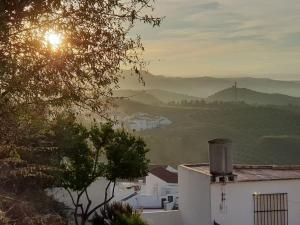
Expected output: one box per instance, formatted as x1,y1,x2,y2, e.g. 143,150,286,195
51,114,150,225
0,0,161,165
0,1,158,224
92,202,148,225
53,114,149,190
103,124,150,180
0,105,57,193
51,114,97,191
0,157,55,192
0,189,67,225
0,0,161,116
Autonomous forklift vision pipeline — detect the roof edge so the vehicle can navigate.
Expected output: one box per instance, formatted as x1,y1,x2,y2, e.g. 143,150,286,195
208,138,232,144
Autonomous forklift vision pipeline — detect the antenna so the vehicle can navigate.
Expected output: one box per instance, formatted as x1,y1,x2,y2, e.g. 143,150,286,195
234,81,237,101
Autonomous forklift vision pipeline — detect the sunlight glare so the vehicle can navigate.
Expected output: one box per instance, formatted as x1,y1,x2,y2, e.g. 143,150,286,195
44,30,63,50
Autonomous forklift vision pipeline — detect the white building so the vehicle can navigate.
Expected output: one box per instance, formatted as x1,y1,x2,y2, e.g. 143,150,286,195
49,165,178,218
143,139,300,225
122,166,178,210
179,163,300,225
144,166,178,198
121,113,172,131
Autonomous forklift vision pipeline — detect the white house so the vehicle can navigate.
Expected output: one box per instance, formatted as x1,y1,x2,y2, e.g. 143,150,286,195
144,166,178,198
179,163,300,225
121,165,178,210
120,113,172,131
143,138,300,225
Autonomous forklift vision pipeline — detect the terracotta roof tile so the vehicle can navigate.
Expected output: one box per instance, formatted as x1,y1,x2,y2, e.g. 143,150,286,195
150,166,178,183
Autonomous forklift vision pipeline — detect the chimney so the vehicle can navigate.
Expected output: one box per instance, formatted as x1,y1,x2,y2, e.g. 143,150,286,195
208,139,234,181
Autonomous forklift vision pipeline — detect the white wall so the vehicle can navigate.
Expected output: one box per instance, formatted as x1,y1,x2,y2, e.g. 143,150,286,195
119,174,178,209
211,179,300,225
178,165,211,225
48,178,109,210
145,173,169,198
161,184,178,196
126,195,162,209
142,210,182,225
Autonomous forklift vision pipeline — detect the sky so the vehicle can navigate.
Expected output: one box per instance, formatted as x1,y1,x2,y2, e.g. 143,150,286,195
135,0,300,79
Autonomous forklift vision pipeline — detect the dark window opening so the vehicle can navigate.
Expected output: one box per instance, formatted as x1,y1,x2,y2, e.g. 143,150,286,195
167,196,174,202
161,198,166,208
253,193,288,225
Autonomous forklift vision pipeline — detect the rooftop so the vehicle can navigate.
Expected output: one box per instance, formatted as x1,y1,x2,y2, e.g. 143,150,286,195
208,138,232,144
184,164,300,182
150,166,178,183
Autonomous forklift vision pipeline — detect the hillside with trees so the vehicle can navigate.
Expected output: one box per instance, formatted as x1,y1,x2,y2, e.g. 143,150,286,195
117,99,300,166
113,89,202,105
207,87,300,106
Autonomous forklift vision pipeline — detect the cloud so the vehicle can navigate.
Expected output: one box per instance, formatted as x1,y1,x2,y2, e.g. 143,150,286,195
135,0,300,78
278,32,300,48
184,2,220,14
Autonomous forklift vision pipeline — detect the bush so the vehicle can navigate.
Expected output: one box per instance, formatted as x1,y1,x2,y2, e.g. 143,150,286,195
92,202,148,225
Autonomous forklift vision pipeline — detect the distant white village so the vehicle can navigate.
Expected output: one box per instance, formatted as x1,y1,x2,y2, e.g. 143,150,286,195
116,113,172,131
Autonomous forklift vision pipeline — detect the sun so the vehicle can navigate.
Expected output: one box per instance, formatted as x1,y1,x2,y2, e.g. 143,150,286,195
44,30,63,50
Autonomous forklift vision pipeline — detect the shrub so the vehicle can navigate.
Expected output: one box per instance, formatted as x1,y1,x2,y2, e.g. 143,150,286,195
92,202,148,225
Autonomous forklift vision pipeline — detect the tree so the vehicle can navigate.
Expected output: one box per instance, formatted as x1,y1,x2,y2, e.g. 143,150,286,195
0,0,161,147
0,0,161,112
51,115,149,225
0,2,158,223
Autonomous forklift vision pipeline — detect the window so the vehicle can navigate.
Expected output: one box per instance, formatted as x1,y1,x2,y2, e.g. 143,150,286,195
253,193,288,225
167,195,174,202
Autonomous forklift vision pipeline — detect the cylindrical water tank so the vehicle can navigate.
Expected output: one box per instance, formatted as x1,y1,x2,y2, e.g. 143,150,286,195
208,138,233,176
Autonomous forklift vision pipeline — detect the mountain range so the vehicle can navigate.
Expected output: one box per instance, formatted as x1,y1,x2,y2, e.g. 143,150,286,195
114,86,300,107
118,71,300,98
113,89,201,105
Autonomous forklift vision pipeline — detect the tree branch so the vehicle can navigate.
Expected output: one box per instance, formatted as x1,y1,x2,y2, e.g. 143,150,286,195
84,190,92,216
86,180,116,218
73,190,85,225
66,188,76,207
104,181,112,204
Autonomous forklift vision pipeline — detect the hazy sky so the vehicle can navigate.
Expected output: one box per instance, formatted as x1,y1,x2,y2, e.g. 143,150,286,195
135,0,300,79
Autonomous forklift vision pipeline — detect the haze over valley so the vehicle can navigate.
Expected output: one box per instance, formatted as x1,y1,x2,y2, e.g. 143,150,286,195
118,71,300,98
114,71,300,166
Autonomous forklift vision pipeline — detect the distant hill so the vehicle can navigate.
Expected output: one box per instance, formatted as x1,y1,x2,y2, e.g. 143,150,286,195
114,89,201,105
207,87,300,106
145,89,202,103
118,71,300,98
115,99,300,166
257,136,300,165
113,90,163,106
